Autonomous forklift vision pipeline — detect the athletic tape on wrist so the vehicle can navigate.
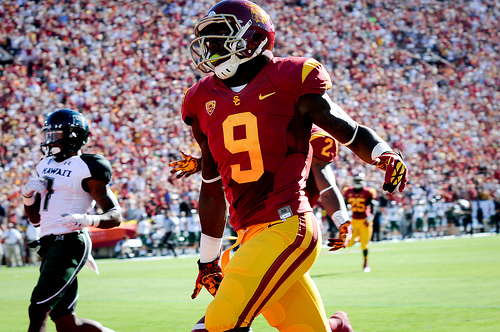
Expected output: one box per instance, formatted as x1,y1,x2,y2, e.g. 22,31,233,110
371,142,392,161
23,195,36,206
200,233,222,263
331,210,350,228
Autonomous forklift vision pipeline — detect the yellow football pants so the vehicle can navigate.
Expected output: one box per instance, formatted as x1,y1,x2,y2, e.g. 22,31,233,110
205,212,330,332
347,218,372,251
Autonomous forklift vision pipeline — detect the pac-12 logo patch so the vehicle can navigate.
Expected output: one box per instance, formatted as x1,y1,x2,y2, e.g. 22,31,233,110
206,100,216,115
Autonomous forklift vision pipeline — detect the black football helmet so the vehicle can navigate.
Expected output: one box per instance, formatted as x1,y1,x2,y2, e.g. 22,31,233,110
190,0,275,79
41,109,90,161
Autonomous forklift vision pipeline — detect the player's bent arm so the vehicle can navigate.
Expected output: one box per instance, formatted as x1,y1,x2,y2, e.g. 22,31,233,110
299,93,387,163
311,157,349,226
301,93,408,193
87,178,122,229
311,157,345,215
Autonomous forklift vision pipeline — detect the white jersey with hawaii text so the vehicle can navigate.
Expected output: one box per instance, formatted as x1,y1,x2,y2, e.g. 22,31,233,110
36,155,95,236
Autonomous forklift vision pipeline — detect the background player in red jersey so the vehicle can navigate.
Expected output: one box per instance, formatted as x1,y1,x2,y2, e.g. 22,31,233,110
178,1,407,331
342,173,378,272
305,125,352,251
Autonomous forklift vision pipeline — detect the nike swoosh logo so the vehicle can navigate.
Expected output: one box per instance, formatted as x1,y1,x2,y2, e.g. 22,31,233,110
259,92,276,100
268,221,285,228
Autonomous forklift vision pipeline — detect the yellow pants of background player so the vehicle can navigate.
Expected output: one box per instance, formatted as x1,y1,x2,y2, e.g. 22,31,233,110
206,212,330,332
347,218,372,250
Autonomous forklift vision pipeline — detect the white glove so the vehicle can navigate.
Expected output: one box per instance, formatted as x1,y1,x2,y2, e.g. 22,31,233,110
22,177,47,205
61,213,100,231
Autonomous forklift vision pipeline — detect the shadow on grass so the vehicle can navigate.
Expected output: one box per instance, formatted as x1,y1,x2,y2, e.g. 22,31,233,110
311,270,363,278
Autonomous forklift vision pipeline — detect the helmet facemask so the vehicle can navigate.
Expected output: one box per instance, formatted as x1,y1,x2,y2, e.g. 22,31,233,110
353,180,366,190
40,111,89,162
353,173,366,191
41,129,64,157
190,14,269,79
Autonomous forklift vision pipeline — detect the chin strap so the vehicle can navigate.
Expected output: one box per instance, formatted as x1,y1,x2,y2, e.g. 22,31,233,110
214,37,269,79
214,54,241,79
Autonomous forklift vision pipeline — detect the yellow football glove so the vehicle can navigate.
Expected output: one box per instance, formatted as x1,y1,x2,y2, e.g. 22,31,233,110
191,257,223,299
328,222,352,251
372,151,408,193
169,151,202,178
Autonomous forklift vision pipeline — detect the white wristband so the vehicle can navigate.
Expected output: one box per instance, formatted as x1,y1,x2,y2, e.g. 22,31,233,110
23,195,36,206
331,210,350,228
200,233,222,263
371,142,392,161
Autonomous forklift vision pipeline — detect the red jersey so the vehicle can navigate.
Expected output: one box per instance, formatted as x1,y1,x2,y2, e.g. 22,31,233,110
342,187,377,220
305,125,338,207
182,57,332,230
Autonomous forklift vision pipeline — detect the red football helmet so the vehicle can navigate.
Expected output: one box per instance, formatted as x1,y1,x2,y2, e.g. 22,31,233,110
190,0,275,79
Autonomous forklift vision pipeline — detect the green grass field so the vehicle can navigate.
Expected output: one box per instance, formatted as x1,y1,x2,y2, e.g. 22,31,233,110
1,234,499,332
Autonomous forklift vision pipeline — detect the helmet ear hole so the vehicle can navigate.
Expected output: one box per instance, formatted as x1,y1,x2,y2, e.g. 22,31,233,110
252,33,263,43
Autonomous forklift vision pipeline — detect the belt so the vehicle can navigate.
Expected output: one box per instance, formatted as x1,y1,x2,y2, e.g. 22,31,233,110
29,232,81,248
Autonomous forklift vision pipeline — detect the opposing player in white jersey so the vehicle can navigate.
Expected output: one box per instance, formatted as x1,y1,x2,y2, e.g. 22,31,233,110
384,201,403,240
413,200,427,238
426,199,439,237
22,109,122,332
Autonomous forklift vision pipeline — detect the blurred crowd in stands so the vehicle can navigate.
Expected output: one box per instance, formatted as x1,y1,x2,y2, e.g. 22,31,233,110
1,0,500,264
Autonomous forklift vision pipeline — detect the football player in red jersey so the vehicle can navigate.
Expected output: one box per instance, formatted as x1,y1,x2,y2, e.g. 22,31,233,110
342,173,379,272
173,127,353,332
305,125,352,251
179,1,407,331
172,124,353,331
170,124,352,249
